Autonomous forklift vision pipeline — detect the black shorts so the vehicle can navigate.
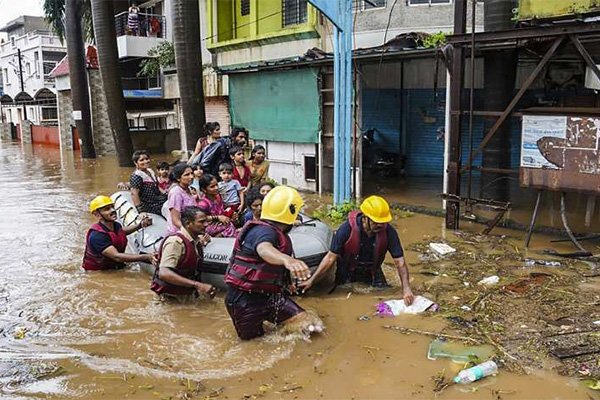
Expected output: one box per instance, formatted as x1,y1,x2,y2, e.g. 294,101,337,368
225,287,304,340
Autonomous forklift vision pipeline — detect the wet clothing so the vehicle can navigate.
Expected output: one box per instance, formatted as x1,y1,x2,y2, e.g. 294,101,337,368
242,210,254,225
198,138,229,177
225,287,304,340
224,220,303,340
83,222,128,270
129,169,167,215
218,180,242,206
151,227,202,296
233,164,251,188
331,212,403,286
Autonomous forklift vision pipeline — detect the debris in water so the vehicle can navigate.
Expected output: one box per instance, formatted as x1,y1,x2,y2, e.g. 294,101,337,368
524,259,562,268
432,369,451,393
454,361,498,384
376,296,437,316
427,339,495,363
429,242,456,256
358,315,371,321
478,275,500,286
503,273,552,295
13,326,27,339
383,325,480,343
582,379,600,390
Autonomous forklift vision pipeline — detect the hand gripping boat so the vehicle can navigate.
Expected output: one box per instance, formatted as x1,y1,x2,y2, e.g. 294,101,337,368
110,191,332,290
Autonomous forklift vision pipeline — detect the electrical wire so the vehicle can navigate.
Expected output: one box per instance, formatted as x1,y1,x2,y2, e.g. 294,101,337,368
374,0,399,109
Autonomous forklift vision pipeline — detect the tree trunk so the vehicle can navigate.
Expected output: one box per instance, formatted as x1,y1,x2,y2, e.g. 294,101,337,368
90,0,133,167
65,0,96,158
171,0,206,150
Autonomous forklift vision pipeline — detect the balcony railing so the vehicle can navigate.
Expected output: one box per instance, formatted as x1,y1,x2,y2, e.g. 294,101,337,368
122,76,160,90
115,12,167,39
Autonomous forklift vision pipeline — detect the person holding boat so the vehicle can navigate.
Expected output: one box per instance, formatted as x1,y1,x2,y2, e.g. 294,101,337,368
83,195,156,271
151,206,217,298
299,195,415,305
224,186,316,340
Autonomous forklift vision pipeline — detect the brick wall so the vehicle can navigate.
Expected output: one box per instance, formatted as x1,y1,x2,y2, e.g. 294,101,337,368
57,90,74,151
0,123,11,141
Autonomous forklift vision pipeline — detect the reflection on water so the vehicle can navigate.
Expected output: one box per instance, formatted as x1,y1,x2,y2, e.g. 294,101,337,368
0,141,593,399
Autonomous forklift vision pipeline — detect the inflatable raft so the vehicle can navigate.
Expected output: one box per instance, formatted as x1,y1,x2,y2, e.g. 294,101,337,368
110,191,332,290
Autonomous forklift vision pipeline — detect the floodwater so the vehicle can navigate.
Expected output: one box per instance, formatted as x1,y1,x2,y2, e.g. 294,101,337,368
0,140,596,400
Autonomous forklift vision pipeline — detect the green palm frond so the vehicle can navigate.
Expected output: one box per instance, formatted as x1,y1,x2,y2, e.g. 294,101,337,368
43,0,94,43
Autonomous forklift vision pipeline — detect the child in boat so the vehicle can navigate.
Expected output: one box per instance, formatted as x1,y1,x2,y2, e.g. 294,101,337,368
190,163,204,196
218,163,244,217
230,146,251,189
241,186,263,225
156,161,172,194
198,174,237,238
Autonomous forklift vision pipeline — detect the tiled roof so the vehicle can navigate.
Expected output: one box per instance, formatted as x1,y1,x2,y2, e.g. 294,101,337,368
48,45,99,78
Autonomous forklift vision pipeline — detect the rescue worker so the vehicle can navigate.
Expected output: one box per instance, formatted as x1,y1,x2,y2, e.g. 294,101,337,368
224,186,313,340
83,195,155,270
150,206,217,298
299,195,415,305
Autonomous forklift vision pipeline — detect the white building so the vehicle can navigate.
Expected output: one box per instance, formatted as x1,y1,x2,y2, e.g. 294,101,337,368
0,16,66,126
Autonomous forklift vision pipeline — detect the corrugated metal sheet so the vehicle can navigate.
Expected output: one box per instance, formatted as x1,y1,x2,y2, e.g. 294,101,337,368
205,96,231,135
361,89,402,154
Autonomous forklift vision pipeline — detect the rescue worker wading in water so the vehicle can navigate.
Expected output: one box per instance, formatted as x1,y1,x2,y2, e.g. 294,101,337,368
151,206,217,298
83,195,156,271
224,186,313,340
299,195,415,305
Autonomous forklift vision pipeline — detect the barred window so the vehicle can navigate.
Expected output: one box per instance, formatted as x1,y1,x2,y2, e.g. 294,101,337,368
282,0,308,27
241,0,250,16
41,107,58,121
409,0,452,5
353,0,387,12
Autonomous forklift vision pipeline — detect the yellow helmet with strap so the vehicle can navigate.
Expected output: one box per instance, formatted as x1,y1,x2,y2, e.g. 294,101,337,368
261,186,304,225
360,195,392,223
89,195,114,213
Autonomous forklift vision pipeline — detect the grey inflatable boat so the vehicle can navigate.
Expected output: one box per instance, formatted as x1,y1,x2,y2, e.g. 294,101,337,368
110,191,332,290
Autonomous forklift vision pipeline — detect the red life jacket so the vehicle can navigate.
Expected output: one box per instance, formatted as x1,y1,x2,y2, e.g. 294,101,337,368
82,222,128,270
338,211,388,284
224,220,292,294
150,232,202,296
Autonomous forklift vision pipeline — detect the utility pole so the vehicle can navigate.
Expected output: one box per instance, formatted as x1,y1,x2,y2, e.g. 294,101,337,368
17,48,27,121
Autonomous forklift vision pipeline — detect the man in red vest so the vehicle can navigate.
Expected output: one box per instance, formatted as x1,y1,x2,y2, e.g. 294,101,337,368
299,195,414,305
151,206,216,298
224,186,315,340
83,195,155,271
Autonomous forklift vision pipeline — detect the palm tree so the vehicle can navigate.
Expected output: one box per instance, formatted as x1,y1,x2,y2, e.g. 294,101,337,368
90,0,134,167
171,0,206,150
44,0,96,158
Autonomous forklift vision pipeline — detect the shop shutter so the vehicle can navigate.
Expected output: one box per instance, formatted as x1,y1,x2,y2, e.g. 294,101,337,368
205,96,231,135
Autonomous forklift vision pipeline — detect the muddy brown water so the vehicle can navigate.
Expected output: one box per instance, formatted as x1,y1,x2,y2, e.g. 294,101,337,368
0,141,596,399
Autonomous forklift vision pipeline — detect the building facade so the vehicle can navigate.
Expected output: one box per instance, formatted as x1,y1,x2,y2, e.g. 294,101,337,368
0,16,65,127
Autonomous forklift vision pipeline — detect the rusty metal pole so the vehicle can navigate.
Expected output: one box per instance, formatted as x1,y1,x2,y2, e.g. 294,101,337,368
445,0,467,229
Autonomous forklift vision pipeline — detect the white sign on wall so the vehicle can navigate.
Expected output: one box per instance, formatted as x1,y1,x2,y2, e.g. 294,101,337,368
521,115,567,169
72,110,82,121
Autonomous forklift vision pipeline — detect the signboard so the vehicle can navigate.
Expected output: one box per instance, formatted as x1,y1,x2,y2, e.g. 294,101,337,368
520,115,600,194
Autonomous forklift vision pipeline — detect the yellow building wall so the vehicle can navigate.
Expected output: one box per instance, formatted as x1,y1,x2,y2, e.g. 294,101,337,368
518,0,600,21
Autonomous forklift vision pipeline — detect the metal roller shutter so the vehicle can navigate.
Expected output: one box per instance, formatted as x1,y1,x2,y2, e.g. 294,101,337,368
205,96,231,135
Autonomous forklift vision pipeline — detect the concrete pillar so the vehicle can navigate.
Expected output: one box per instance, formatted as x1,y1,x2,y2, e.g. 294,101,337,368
57,90,75,151
0,123,11,141
21,121,32,144
88,69,116,156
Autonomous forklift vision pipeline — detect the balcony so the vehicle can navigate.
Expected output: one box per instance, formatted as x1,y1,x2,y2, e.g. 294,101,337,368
114,12,167,59
122,76,162,99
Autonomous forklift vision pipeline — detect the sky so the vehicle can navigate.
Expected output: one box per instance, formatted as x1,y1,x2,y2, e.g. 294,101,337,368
0,0,45,39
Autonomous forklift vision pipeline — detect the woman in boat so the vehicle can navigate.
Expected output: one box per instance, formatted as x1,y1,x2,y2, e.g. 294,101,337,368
197,174,237,238
129,150,167,216
189,122,221,166
165,163,201,234
248,145,270,187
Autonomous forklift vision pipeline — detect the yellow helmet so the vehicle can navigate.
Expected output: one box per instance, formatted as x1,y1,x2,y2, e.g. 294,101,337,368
261,186,304,225
89,195,114,213
360,195,392,223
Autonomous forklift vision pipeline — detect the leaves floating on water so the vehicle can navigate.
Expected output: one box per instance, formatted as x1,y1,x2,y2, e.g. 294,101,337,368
582,379,600,390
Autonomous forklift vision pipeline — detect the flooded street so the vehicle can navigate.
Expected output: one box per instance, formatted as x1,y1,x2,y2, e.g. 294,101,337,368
0,140,597,400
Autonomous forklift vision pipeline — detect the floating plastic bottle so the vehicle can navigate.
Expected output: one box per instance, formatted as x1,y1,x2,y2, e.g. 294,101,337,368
454,361,498,384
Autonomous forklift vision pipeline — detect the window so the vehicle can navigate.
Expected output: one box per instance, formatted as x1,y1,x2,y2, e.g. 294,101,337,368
353,0,387,12
10,36,15,47
34,52,39,77
304,155,316,181
26,63,31,76
3,68,8,84
43,61,56,76
41,107,58,121
282,0,308,27
240,0,250,16
409,0,452,4
409,0,451,4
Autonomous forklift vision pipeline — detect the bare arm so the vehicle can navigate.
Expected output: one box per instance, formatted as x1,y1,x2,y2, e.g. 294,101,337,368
188,139,202,165
122,215,152,235
130,187,141,207
170,208,182,230
394,257,414,305
256,242,311,281
102,245,155,264
238,189,245,211
157,267,215,297
298,251,338,291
